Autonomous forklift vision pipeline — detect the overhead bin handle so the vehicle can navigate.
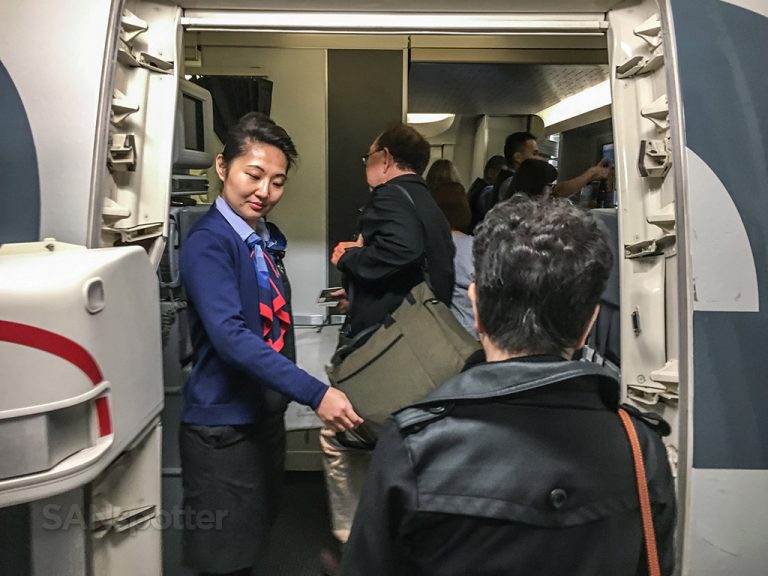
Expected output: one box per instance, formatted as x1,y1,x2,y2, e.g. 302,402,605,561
120,9,148,44
117,44,173,75
0,380,110,422
92,504,157,537
0,380,114,504
108,133,137,172
634,14,663,50
616,52,665,79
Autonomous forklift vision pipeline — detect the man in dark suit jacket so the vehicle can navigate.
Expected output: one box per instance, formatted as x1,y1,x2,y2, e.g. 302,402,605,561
320,124,455,561
332,124,454,337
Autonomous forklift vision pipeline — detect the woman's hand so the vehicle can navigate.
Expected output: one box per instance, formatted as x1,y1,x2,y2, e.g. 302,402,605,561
315,387,364,432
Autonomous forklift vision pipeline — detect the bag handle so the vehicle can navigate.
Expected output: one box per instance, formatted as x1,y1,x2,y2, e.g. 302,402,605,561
618,407,662,576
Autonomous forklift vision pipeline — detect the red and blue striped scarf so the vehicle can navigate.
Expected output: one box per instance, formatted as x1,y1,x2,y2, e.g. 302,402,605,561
246,230,291,352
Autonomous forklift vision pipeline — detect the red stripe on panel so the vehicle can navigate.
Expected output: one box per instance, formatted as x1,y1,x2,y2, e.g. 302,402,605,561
0,320,112,437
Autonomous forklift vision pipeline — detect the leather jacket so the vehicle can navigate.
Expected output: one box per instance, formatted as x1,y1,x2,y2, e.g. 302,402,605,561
342,356,676,576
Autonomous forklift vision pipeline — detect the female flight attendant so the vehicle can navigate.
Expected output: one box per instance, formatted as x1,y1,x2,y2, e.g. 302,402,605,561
179,112,362,576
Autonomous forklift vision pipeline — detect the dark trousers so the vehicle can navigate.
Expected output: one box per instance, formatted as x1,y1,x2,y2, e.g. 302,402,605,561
180,413,286,575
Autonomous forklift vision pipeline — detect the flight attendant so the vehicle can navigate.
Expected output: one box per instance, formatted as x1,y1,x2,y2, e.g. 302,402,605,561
179,112,362,576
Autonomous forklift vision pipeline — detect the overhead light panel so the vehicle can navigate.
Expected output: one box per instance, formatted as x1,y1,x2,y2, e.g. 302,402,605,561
182,12,607,34
537,80,611,127
406,113,454,124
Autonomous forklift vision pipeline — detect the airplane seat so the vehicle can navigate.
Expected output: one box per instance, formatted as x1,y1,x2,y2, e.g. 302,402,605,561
159,203,211,291
587,208,620,369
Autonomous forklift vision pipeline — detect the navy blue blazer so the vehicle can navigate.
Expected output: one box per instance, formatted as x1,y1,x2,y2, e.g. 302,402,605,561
180,206,327,425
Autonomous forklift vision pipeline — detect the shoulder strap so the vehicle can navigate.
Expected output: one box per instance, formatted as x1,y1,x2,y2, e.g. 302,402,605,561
391,183,432,288
618,407,662,576
595,312,611,365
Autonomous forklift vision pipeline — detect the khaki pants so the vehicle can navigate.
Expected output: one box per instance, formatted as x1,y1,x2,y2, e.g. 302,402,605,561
319,425,372,543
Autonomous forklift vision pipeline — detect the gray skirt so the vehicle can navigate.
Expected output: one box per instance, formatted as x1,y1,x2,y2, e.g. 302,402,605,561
179,413,286,574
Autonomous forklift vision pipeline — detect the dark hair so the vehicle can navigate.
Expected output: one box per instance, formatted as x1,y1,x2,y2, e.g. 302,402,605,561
483,155,507,180
425,159,460,191
473,196,612,355
375,124,431,175
220,112,298,171
503,131,537,165
431,181,471,233
510,158,558,199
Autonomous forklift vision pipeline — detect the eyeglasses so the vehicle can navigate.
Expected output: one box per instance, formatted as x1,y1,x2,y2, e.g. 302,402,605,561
361,149,382,167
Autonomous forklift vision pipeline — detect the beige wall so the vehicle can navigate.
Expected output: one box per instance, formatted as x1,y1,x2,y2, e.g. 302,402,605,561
453,115,481,186
421,115,480,188
471,115,544,178
197,45,328,319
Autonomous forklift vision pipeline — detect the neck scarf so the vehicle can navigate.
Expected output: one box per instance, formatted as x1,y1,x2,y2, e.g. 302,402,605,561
246,227,291,352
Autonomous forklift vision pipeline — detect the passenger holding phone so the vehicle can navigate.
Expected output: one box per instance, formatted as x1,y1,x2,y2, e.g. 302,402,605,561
494,132,612,208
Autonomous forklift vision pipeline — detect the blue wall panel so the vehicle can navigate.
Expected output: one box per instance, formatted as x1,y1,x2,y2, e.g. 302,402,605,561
0,60,40,243
671,0,768,468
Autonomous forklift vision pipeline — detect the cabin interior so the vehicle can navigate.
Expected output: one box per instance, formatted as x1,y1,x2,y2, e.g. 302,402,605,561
0,1,681,574
159,4,661,574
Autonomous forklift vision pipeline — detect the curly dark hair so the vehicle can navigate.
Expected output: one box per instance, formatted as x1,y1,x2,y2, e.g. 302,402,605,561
473,195,613,355
220,112,298,171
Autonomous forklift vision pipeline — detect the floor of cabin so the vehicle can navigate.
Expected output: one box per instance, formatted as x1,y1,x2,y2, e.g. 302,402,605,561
163,471,337,576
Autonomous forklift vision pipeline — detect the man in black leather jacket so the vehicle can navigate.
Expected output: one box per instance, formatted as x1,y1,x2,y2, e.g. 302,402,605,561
342,196,676,576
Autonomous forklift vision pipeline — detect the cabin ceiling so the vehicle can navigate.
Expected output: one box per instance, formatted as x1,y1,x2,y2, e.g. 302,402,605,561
408,62,609,115
186,22,611,119
177,0,623,12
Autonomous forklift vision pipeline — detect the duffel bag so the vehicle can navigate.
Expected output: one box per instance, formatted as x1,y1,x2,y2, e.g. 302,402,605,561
327,281,481,442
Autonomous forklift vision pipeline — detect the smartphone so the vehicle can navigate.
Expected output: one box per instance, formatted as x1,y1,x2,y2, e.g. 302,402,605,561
317,287,344,305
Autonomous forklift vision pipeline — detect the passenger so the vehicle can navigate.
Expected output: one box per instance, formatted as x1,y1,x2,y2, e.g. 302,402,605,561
425,157,461,191
500,157,559,202
466,154,507,230
430,180,477,338
488,130,536,204
342,196,676,576
321,123,454,563
495,131,611,203
178,112,362,576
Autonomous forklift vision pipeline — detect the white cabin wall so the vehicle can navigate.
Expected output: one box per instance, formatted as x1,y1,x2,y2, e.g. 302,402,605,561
195,45,328,317
471,115,491,182
452,116,480,188
421,115,478,188
471,115,545,178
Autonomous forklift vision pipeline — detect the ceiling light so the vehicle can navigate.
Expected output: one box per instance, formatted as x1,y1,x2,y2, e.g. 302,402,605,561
406,113,454,124
537,80,611,127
